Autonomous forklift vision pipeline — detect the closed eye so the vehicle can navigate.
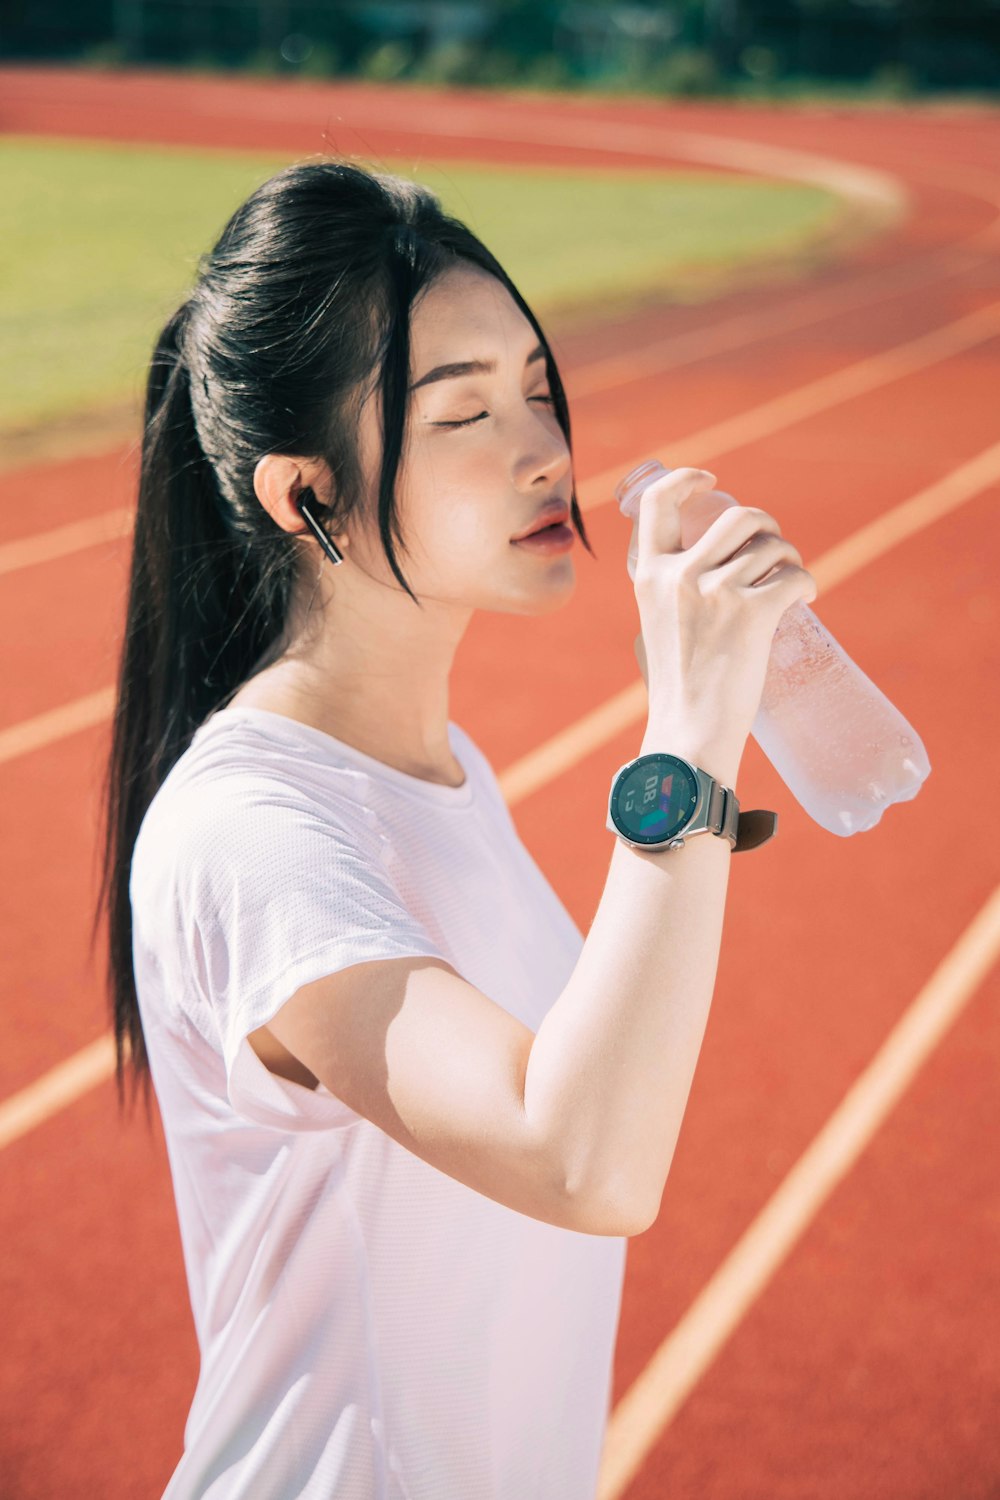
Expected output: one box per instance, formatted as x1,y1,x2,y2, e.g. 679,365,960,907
435,411,487,430
434,395,556,430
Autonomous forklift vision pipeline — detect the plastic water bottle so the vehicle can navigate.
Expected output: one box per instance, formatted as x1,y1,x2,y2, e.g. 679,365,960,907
615,459,931,837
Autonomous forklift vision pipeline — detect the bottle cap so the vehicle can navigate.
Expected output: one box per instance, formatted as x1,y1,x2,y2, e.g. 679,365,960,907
614,460,672,521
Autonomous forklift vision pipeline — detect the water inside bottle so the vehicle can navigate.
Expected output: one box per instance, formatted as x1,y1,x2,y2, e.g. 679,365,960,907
614,459,931,836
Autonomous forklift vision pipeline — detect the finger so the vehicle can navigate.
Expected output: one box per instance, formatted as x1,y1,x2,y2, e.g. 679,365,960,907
678,487,740,550
686,505,782,571
636,467,717,562
716,531,801,587
755,562,818,605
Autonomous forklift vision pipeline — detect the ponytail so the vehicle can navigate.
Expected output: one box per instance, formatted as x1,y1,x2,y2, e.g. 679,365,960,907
92,305,285,1119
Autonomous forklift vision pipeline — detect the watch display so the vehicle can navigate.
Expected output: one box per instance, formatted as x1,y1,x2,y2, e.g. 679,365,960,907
608,753,700,847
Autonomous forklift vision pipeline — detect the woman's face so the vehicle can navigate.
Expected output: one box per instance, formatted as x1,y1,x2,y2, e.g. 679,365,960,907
351,261,577,616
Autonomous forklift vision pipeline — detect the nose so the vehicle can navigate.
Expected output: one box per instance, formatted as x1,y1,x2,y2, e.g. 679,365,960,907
512,404,572,493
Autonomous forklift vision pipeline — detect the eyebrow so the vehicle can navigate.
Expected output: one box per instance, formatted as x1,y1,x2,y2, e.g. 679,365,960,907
409,343,547,392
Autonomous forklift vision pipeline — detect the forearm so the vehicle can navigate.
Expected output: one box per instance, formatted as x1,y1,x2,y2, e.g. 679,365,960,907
522,733,738,1232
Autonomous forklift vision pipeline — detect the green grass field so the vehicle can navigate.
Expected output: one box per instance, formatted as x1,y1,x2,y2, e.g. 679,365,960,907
0,135,844,435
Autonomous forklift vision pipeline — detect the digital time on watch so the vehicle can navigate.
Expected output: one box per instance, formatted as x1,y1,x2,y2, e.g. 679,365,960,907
606,752,778,854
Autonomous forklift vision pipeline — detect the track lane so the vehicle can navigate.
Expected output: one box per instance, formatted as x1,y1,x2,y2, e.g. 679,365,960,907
601,883,1000,1498
624,970,1000,1499
0,80,997,1499
2,460,996,1498
3,321,999,1103
4,420,996,1098
3,280,1000,737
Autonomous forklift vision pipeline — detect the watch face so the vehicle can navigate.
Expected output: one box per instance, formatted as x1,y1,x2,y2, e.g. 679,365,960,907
609,754,699,845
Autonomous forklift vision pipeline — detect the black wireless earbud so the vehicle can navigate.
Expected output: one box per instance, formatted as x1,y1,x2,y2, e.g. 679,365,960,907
296,488,344,567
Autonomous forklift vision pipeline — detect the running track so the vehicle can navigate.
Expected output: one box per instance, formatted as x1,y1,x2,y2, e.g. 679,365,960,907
1,66,998,1499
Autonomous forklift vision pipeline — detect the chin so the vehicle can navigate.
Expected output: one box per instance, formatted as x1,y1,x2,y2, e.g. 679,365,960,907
502,557,578,616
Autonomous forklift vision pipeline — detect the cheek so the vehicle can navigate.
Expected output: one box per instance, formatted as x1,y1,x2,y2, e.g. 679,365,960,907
420,511,497,573
403,445,505,562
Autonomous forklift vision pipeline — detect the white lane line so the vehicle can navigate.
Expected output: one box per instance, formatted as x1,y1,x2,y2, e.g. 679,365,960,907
0,109,917,567
4,290,1000,581
3,427,999,777
0,687,115,765
4,94,997,1486
2,739,997,1500
564,242,986,402
800,438,1000,593
1,436,997,1147
0,1035,117,1151
0,508,134,576
160,84,912,226
501,436,1000,801
577,296,1000,505
596,882,1000,1498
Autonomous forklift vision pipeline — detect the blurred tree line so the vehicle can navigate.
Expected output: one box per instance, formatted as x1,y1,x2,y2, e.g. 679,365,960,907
2,0,998,97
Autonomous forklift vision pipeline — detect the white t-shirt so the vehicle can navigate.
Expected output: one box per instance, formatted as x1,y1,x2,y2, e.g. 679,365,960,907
130,705,628,1500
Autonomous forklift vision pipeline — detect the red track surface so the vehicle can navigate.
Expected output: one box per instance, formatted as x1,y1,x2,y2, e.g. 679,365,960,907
1,65,998,1499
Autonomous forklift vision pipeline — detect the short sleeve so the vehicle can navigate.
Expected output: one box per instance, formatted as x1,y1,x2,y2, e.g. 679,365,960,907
176,779,451,1131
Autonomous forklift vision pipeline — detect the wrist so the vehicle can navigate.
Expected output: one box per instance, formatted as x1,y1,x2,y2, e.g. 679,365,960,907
637,727,743,788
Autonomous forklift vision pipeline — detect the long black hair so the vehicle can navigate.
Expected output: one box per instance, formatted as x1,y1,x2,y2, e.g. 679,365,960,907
91,155,594,1121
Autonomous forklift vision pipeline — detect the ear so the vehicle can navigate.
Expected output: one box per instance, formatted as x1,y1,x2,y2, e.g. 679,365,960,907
253,454,344,539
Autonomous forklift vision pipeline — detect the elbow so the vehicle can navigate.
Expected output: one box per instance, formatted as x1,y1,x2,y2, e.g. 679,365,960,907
616,1189,659,1238
569,1168,660,1238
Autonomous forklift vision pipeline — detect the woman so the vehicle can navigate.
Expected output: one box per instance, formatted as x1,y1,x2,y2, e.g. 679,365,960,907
97,154,813,1499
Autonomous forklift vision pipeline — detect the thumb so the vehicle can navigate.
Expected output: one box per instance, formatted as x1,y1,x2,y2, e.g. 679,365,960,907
635,466,718,563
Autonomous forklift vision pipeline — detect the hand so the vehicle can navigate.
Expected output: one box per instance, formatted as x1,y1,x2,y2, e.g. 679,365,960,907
631,467,817,760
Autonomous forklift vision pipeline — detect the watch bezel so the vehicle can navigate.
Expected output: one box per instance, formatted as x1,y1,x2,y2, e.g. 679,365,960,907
607,752,701,849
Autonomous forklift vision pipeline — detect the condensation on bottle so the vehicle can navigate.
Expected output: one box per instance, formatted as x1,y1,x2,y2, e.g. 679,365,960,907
614,459,931,837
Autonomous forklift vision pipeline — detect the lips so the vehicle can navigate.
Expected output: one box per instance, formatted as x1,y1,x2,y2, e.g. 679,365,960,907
511,501,571,542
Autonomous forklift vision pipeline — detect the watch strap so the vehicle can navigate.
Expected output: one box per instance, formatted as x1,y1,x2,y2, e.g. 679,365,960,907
733,808,778,852
705,776,778,853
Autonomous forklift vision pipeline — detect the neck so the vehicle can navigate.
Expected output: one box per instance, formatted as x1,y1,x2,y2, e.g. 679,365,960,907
229,574,473,785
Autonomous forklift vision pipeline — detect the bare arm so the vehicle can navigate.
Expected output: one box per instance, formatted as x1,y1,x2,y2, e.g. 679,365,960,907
522,729,738,1232
259,953,605,1231
258,476,810,1237
260,726,737,1239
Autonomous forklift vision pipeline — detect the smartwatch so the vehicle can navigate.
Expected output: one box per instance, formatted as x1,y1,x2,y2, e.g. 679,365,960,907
606,752,778,853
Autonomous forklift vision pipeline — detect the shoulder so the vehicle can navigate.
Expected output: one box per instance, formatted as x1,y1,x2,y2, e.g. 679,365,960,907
130,723,373,913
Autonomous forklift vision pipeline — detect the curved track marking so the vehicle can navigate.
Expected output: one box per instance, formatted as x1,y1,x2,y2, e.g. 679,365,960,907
68,72,905,224
4,295,1000,580
0,1036,115,1151
577,298,1000,502
596,882,1000,1499
800,438,1000,593
4,102,998,568
3,420,1000,774
2,78,998,1495
0,686,114,765
156,85,912,228
0,233,987,563
566,243,988,401
2,749,998,1496
903,159,1000,249
2,435,998,1144
0,508,135,576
